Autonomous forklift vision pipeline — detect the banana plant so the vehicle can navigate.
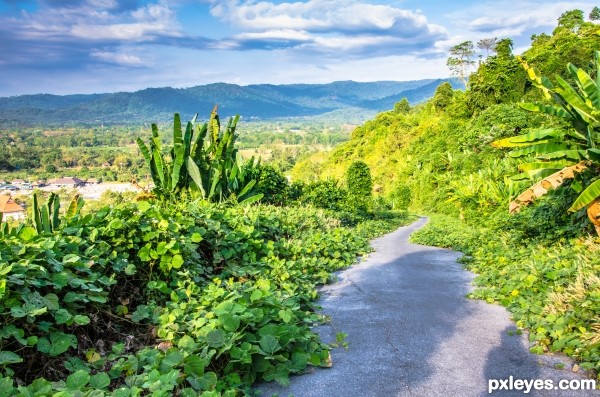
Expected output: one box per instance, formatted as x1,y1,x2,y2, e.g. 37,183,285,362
493,51,600,229
30,193,84,234
31,193,61,234
137,107,263,204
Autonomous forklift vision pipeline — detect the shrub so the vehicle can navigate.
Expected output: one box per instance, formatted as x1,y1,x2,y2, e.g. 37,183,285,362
300,180,347,211
389,184,411,210
345,161,373,213
255,165,289,206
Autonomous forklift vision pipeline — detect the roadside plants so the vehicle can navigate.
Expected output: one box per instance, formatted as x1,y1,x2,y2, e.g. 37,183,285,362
137,107,262,204
492,51,600,232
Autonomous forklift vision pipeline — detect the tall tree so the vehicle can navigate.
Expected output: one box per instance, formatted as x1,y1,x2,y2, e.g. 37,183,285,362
590,6,600,21
477,37,498,58
447,41,476,88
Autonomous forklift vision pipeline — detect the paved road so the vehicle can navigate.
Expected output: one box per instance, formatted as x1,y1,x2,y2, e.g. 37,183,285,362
259,217,598,397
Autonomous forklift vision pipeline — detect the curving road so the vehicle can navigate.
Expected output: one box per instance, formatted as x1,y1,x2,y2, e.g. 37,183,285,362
259,217,598,397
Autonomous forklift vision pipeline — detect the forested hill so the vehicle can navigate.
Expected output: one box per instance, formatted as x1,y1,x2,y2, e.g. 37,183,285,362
0,78,461,126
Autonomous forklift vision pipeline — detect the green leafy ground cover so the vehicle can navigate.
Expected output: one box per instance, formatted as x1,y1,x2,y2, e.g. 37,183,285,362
0,195,414,396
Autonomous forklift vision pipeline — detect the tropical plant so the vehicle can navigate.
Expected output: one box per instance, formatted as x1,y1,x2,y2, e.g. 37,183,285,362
492,51,600,231
137,107,262,204
29,193,84,234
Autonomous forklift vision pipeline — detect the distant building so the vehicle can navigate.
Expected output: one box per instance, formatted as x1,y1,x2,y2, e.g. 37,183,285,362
11,179,25,185
86,178,101,185
32,180,47,187
0,195,26,220
48,177,85,187
0,180,6,185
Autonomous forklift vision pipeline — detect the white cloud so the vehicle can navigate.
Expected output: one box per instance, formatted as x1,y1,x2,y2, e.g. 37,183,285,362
90,50,144,65
211,0,437,33
452,1,596,36
17,2,182,42
208,0,447,55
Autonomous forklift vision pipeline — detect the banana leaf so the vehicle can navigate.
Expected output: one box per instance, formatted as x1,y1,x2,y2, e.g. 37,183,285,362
536,150,584,161
191,122,208,160
151,124,162,151
492,128,560,148
508,143,570,158
66,195,81,219
183,121,193,158
555,75,597,123
151,146,166,189
517,160,574,172
569,179,600,212
41,204,51,234
171,144,185,190
186,157,206,198
585,148,600,162
32,193,42,233
574,67,600,109
238,193,263,205
509,168,559,181
238,179,256,199
519,102,570,119
51,193,60,230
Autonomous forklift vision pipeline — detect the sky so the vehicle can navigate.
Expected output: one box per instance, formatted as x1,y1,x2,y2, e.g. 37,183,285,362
0,0,598,96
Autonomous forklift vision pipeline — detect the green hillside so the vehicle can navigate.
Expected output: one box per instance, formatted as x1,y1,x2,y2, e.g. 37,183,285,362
293,9,600,377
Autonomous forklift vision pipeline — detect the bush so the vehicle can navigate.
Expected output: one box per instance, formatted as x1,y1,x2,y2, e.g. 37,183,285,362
345,161,373,213
255,165,289,206
300,180,347,211
389,184,411,210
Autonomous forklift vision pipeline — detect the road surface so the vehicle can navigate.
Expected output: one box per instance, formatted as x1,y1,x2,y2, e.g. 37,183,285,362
258,217,598,397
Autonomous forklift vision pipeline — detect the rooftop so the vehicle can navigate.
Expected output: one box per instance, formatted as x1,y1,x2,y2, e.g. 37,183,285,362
0,195,25,214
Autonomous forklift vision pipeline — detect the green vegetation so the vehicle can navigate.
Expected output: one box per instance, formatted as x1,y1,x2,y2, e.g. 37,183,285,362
3,5,600,393
493,51,600,220
137,109,261,204
345,161,373,213
0,106,414,396
291,9,600,380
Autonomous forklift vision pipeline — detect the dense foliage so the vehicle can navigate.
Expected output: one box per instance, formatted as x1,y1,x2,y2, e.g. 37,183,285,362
137,110,261,204
0,191,414,396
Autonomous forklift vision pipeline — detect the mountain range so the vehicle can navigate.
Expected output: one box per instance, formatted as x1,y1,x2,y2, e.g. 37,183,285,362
0,78,462,126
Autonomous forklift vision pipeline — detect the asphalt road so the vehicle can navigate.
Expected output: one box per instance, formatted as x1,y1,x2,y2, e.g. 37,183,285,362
258,217,598,397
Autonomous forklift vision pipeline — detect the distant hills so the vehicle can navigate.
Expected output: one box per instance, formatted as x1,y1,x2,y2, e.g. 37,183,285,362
0,79,462,126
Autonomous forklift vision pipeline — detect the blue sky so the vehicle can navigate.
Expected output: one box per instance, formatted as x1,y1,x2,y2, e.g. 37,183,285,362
0,0,597,96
